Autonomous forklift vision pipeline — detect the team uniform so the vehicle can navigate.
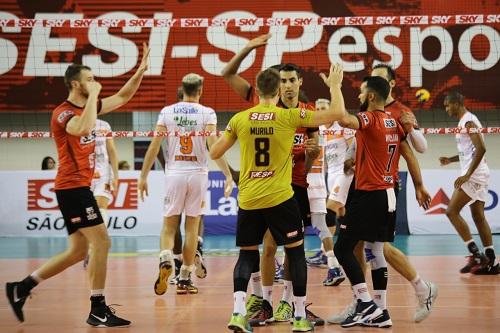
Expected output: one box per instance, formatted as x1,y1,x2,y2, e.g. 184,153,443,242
51,100,104,235
157,101,217,217
339,111,405,242
456,112,490,203
91,119,114,201
225,104,314,246
323,122,355,207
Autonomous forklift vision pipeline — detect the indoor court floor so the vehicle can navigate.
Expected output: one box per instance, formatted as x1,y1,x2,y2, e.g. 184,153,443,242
1,235,499,332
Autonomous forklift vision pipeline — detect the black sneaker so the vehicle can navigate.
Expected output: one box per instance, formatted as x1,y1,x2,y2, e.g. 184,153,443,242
460,253,489,273
5,282,28,322
87,305,131,327
473,261,500,275
169,258,183,285
176,279,199,294
362,309,393,328
340,300,383,328
249,299,274,326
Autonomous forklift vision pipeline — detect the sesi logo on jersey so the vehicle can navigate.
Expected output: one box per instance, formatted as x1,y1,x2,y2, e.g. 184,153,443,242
384,119,397,128
249,112,276,121
293,133,305,145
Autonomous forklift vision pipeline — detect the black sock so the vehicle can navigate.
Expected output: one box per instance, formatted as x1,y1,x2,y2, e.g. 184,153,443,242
467,241,480,256
285,244,307,297
485,248,496,263
233,249,259,292
90,295,106,310
18,275,38,298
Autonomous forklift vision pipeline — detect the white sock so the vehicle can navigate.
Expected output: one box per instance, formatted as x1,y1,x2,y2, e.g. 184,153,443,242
179,264,194,280
233,291,246,316
325,250,339,269
91,289,105,297
373,290,387,310
293,296,306,318
352,283,372,302
250,272,263,297
411,275,429,295
320,243,325,253
160,249,173,264
262,286,273,305
198,236,204,245
281,280,293,304
30,271,44,283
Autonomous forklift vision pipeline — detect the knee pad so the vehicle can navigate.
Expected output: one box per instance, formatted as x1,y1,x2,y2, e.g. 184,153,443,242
364,242,386,270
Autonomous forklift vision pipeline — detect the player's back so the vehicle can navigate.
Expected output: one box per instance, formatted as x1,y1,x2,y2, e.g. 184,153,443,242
355,110,404,191
157,101,217,173
228,104,312,209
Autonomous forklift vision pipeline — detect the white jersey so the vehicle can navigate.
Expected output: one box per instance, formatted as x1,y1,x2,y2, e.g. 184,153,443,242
93,119,113,180
157,101,217,174
456,111,489,184
306,136,327,200
322,122,355,175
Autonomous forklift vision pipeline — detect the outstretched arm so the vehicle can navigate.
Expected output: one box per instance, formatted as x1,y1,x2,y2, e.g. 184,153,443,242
100,43,150,115
138,125,165,201
221,34,271,100
206,124,234,198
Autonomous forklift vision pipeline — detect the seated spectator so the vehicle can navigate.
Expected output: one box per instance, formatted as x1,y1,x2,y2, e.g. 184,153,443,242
119,160,130,170
41,156,56,170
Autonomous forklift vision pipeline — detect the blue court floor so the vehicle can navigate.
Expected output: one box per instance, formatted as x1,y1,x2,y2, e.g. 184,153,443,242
1,234,499,258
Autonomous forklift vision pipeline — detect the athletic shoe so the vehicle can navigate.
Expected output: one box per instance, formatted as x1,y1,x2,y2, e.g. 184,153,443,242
86,305,131,327
340,300,383,328
327,298,356,324
194,250,207,279
460,253,488,273
154,260,172,295
414,282,438,323
306,254,328,268
169,258,183,285
323,267,345,286
5,282,28,322
245,294,263,319
176,279,198,294
305,303,325,326
362,309,392,328
292,316,314,332
274,300,293,322
228,313,252,333
306,250,322,264
249,299,274,326
274,259,284,283
473,261,500,275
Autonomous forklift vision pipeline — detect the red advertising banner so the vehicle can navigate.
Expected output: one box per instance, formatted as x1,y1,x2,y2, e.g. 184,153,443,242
0,0,498,112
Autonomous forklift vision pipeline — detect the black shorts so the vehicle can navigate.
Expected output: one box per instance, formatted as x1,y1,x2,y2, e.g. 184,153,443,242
236,198,304,247
292,184,311,226
339,189,396,242
56,187,104,235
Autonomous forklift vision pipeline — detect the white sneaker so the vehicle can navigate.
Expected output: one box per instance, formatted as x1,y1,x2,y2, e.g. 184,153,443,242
327,298,356,324
414,282,438,323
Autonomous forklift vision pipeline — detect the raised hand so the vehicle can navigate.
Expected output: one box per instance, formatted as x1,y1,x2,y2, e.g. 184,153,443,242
246,33,272,49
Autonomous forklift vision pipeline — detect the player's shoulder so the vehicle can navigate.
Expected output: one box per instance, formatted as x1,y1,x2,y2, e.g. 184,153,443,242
387,100,413,115
52,101,79,126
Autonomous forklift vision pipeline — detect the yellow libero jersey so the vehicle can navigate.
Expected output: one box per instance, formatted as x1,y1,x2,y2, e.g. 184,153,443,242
225,104,314,209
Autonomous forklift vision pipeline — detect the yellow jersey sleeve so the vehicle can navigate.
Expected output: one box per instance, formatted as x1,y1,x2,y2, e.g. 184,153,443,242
281,107,315,129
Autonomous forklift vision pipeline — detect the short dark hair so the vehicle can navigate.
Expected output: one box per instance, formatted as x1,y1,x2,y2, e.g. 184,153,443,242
256,68,280,98
279,63,303,78
363,76,390,102
445,91,464,106
64,64,91,91
372,63,396,81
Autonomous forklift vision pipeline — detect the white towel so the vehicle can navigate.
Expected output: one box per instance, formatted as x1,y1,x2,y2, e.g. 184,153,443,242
386,188,396,212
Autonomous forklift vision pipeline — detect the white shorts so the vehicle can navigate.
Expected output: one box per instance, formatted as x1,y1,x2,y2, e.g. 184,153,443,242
309,198,327,214
328,173,354,206
461,180,489,204
163,173,208,217
91,173,113,202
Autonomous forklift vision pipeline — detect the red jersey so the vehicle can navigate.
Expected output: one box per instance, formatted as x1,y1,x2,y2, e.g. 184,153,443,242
51,100,101,190
354,110,405,191
385,100,418,131
248,87,317,188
